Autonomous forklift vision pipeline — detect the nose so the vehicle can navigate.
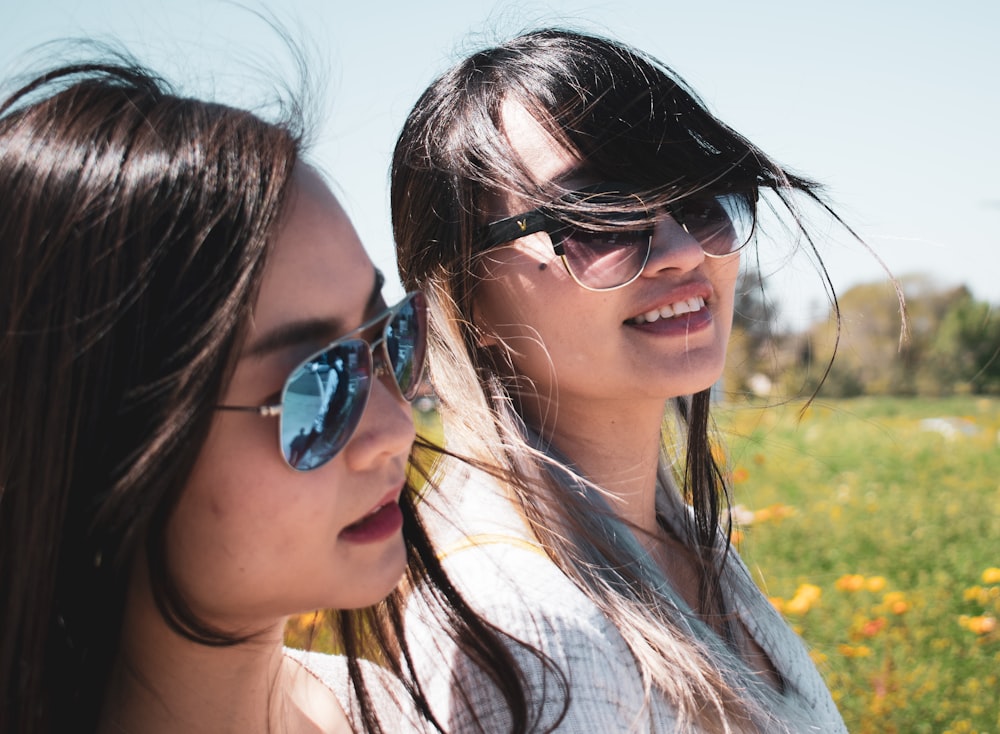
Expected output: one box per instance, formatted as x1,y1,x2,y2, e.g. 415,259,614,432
640,214,705,277
342,373,417,471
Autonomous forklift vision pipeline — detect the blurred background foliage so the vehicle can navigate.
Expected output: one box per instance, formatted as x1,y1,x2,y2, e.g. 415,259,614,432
724,269,1000,400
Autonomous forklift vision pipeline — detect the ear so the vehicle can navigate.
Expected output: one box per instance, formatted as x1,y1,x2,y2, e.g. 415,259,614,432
469,300,500,348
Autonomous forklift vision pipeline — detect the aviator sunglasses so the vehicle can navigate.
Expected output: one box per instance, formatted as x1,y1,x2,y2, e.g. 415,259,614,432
478,182,755,291
217,291,427,471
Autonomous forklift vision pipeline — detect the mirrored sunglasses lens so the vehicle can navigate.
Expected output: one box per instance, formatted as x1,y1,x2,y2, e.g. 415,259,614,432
280,341,371,471
558,228,650,290
384,293,427,399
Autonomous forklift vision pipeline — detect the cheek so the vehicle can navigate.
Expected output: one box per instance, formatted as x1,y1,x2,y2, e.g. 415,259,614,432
475,242,577,342
475,274,557,375
712,258,742,316
167,452,272,571
164,416,290,576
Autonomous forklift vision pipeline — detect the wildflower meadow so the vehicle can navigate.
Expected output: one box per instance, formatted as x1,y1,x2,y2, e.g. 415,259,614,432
720,395,1000,733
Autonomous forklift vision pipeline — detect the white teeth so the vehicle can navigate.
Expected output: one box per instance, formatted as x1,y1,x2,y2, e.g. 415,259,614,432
630,296,705,324
674,297,702,316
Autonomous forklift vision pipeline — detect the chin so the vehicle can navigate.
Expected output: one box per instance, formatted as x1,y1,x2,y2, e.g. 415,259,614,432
682,352,728,393
659,365,726,398
334,537,409,610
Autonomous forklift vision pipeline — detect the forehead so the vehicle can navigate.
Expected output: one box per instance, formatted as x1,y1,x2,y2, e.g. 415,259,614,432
499,99,581,186
250,165,374,337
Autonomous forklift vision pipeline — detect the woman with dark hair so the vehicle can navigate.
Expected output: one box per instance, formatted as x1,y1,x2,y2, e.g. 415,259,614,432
392,28,849,732
0,59,538,734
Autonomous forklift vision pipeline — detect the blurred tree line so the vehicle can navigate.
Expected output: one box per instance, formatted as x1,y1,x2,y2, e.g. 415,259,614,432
724,269,1000,399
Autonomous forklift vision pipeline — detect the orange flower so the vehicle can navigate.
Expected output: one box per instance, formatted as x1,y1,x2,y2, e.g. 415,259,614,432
860,617,887,637
881,591,909,615
732,466,750,483
751,503,794,523
959,615,997,635
836,574,866,592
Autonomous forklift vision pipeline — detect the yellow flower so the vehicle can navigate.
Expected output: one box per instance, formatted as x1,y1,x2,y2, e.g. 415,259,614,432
838,644,872,658
710,442,727,466
784,598,810,615
864,576,887,593
785,583,822,615
797,583,822,603
964,585,984,603
982,567,1000,585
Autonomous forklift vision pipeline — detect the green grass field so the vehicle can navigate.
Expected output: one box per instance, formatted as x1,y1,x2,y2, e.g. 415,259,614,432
718,396,1000,733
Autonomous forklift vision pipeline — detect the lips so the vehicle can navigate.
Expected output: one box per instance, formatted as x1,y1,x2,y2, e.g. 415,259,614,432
339,488,404,543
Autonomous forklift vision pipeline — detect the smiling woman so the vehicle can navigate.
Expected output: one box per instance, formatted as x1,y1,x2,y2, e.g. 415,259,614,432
0,55,539,734
392,28,851,733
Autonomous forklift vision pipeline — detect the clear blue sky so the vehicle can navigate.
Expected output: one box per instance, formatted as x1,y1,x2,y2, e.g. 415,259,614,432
3,1,998,329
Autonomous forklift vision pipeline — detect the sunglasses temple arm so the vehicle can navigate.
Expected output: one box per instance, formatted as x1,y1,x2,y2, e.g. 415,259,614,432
215,404,282,417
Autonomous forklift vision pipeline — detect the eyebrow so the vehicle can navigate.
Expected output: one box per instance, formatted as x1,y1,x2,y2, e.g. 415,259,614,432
243,269,385,359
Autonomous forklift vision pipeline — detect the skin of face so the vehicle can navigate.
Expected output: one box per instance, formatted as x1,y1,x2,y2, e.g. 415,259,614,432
163,165,415,636
474,100,742,436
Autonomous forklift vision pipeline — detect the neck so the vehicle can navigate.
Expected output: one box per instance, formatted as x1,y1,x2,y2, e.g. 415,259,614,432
100,564,347,734
524,393,669,537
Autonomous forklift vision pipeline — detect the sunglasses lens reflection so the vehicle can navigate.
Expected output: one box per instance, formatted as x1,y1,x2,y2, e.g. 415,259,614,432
281,341,372,471
556,227,651,290
384,292,427,400
276,292,427,471
677,194,754,256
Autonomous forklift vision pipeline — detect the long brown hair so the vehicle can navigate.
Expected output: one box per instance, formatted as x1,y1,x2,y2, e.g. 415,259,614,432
0,56,546,734
0,59,300,732
391,28,847,731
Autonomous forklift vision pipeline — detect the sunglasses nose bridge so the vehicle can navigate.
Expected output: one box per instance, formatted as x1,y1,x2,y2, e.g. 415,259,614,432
646,214,706,266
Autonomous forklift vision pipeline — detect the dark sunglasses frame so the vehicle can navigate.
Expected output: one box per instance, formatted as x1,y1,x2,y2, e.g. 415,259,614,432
216,291,427,471
478,182,753,291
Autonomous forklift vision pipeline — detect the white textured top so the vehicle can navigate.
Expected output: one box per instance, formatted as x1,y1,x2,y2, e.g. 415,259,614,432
286,648,429,732
405,463,847,733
